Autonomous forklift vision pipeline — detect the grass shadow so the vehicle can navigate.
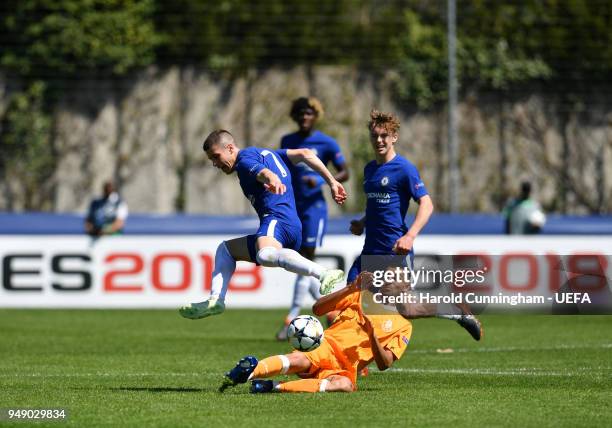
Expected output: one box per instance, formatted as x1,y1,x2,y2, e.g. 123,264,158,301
113,386,207,393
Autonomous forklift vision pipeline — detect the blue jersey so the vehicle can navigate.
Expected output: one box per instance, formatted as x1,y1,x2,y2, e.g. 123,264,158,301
86,193,128,230
234,147,300,224
280,130,345,207
362,154,428,255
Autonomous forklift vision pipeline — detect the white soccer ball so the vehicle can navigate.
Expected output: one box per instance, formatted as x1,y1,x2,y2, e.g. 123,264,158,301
287,315,324,352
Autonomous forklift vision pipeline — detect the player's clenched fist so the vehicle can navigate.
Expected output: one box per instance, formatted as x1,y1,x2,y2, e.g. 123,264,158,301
355,271,374,290
392,234,415,255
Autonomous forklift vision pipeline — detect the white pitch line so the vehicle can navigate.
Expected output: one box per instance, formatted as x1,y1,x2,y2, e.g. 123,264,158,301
385,367,612,377
2,365,612,380
1,345,610,379
407,343,612,354
0,372,215,378
2,368,610,379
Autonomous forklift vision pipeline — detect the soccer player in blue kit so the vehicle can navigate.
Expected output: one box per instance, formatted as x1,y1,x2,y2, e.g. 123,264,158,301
276,97,350,340
348,110,482,340
347,110,433,282
179,129,347,320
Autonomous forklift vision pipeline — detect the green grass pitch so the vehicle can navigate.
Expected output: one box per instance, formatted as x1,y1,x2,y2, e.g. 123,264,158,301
1,309,611,427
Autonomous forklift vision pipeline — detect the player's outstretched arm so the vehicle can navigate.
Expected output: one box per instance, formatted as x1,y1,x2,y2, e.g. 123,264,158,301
312,274,362,316
285,148,347,204
360,314,395,371
312,285,353,316
256,168,287,195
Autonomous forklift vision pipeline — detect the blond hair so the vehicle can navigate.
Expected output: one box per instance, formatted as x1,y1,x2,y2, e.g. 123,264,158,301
290,96,324,121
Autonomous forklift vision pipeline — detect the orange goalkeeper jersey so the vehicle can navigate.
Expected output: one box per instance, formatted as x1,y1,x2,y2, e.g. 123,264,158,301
323,288,412,372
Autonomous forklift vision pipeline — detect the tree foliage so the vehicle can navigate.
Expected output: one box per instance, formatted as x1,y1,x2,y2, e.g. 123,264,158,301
0,81,54,209
2,0,610,94
0,0,610,212
460,0,612,83
154,0,361,70
1,0,159,76
390,9,449,109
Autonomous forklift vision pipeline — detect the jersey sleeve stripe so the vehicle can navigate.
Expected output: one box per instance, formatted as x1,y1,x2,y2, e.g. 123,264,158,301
261,149,288,177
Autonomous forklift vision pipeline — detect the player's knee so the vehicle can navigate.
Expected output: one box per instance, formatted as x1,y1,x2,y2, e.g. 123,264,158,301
215,242,236,268
276,248,304,270
217,241,233,258
325,376,353,392
256,246,279,267
287,352,311,372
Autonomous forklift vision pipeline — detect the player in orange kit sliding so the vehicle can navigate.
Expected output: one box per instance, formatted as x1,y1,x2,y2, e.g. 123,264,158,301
219,272,412,393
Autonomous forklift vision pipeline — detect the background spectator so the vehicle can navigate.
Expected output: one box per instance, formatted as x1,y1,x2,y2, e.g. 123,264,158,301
503,181,546,234
84,181,129,237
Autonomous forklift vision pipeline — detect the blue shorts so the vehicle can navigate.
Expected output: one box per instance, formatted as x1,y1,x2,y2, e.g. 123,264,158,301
246,216,302,263
347,252,415,283
297,200,327,248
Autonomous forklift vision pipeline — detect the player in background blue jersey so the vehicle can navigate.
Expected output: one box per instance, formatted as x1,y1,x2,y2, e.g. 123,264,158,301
347,110,433,282
347,110,482,340
179,129,347,320
276,97,350,340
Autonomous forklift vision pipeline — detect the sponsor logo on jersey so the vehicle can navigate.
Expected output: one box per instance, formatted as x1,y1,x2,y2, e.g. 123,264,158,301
366,192,390,199
381,176,389,186
366,192,391,204
382,319,393,332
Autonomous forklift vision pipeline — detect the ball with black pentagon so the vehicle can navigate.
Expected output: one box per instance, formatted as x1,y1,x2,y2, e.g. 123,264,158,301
286,315,324,351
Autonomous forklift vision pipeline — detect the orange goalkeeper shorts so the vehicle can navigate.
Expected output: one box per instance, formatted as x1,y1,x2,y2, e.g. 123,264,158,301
300,336,357,388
